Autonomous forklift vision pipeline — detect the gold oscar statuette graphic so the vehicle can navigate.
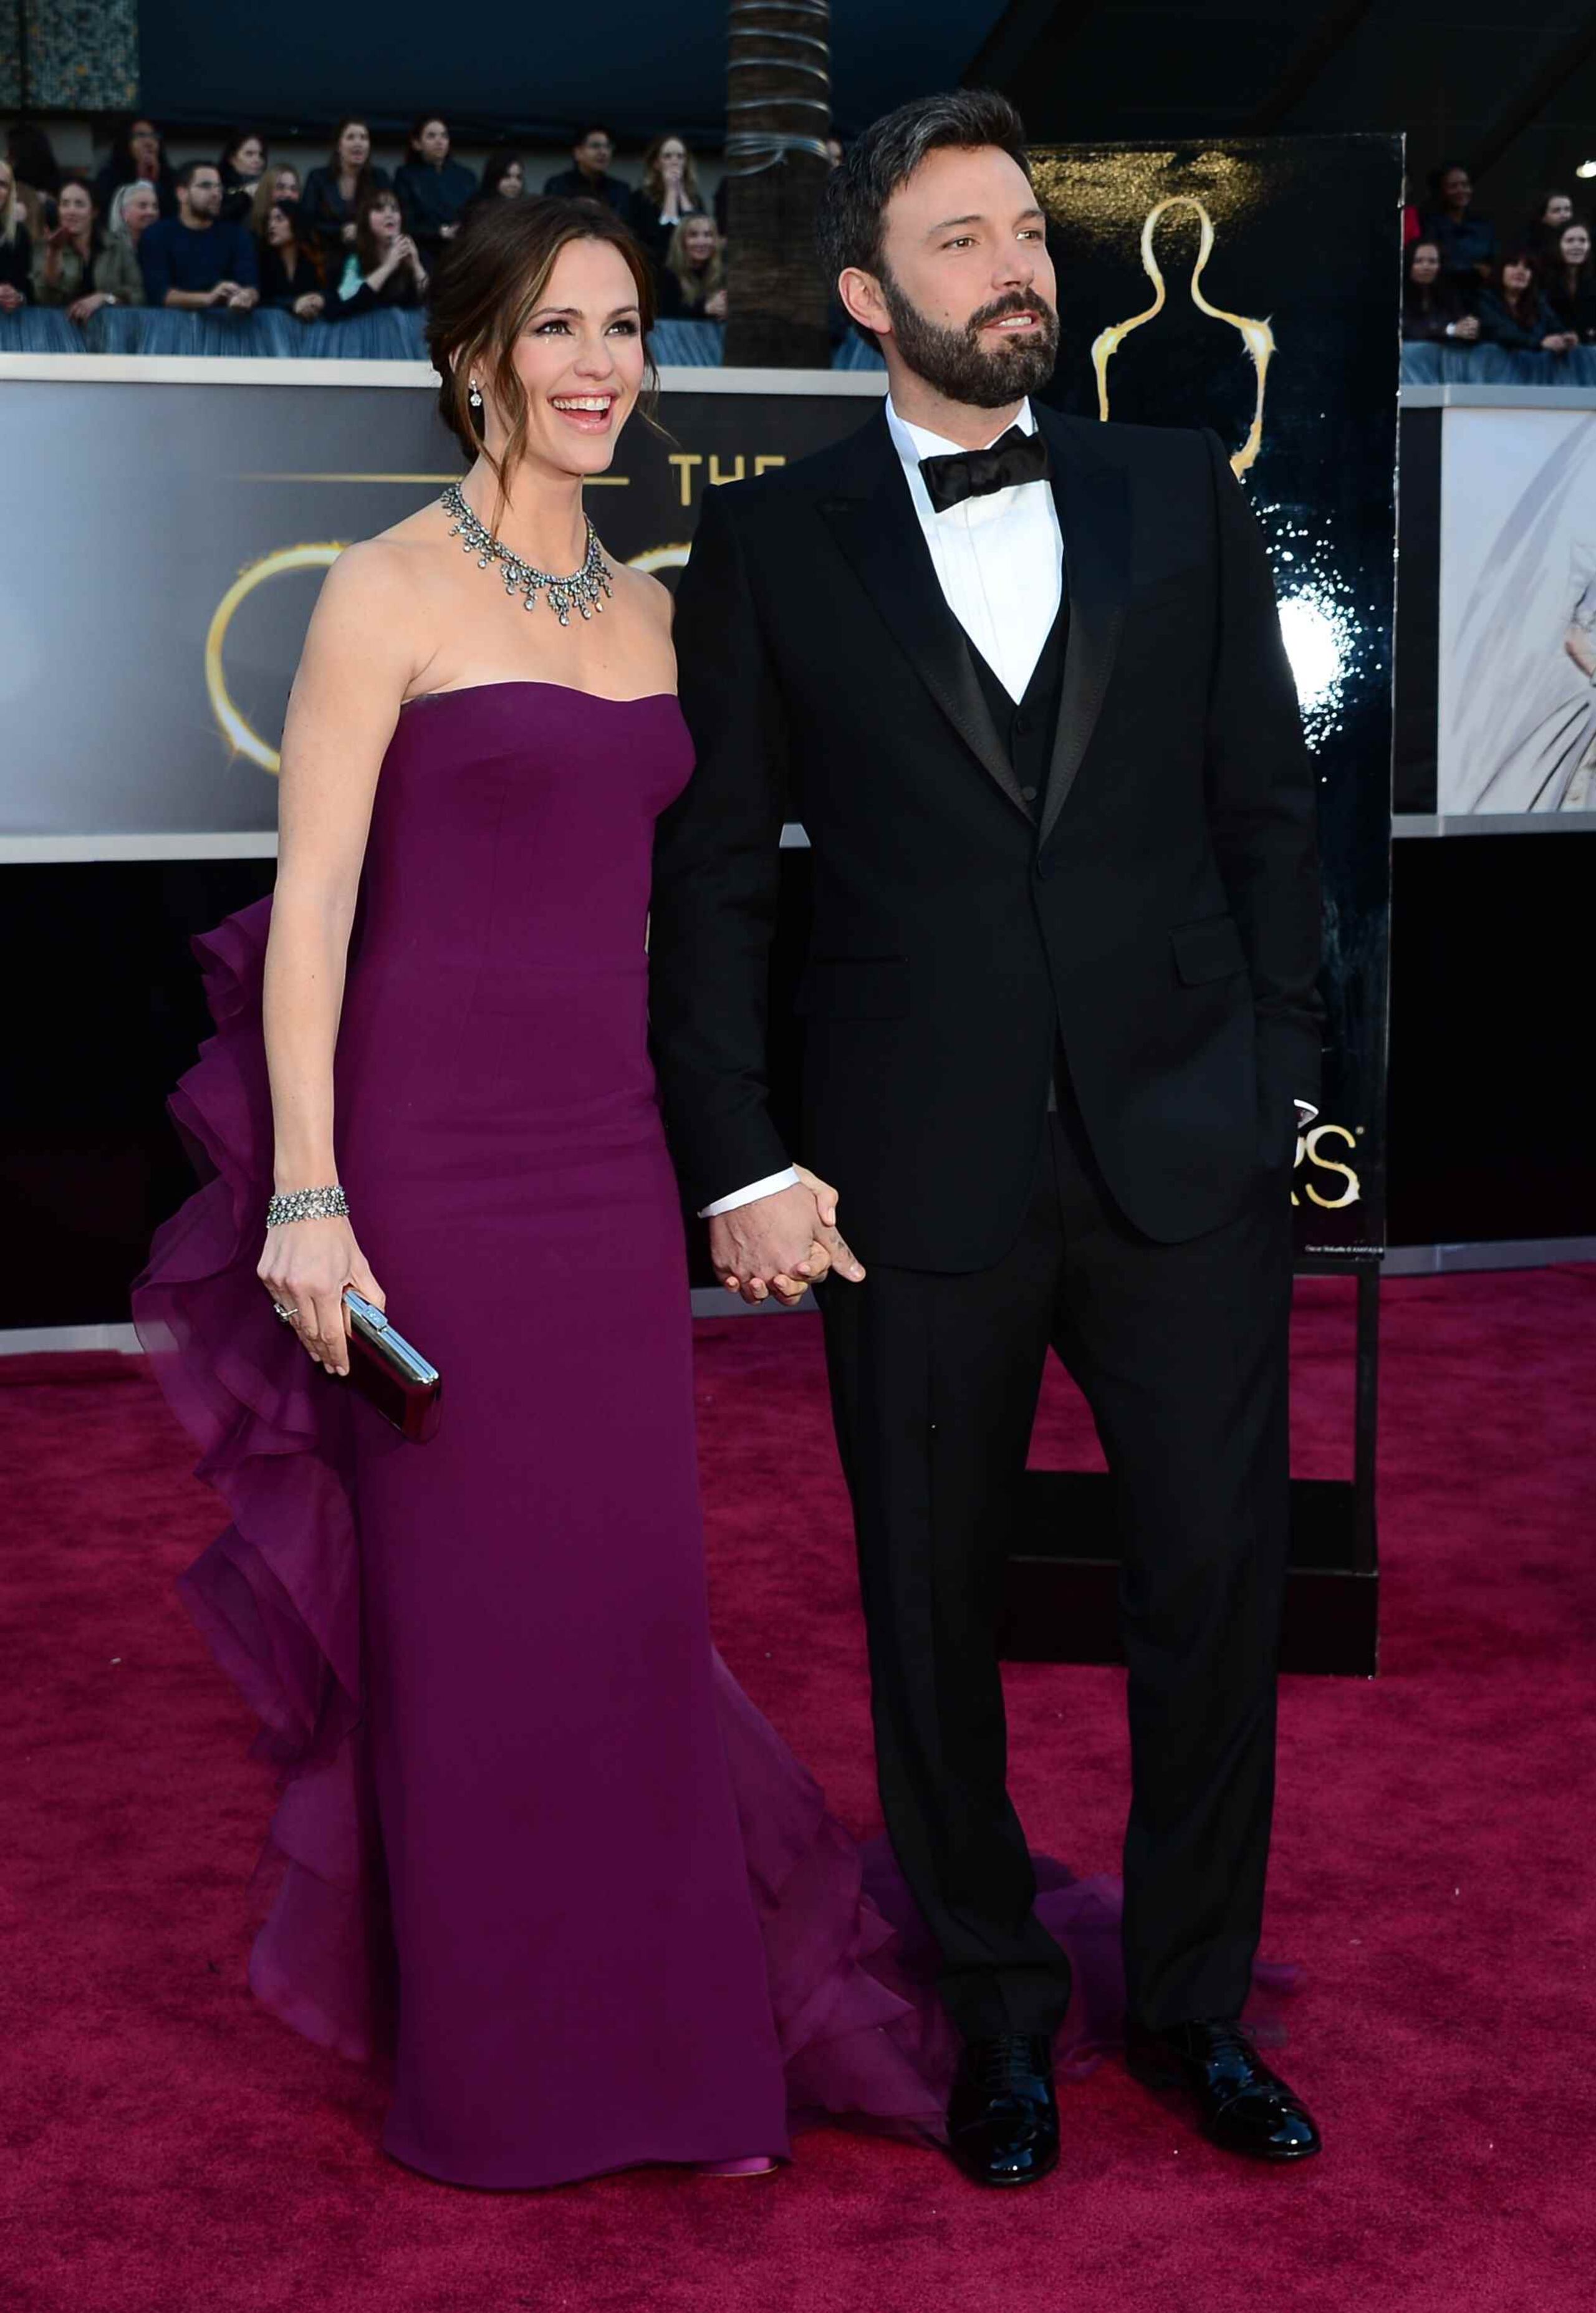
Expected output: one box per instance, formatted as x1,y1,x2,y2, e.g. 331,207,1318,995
627,544,693,580
1090,196,1274,477
206,544,347,774
1292,1122,1362,1211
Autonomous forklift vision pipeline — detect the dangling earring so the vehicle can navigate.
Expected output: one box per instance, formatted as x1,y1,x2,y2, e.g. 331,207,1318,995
468,376,483,410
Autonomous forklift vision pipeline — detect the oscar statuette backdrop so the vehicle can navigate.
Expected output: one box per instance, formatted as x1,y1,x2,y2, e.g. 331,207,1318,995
1031,135,1402,1262
994,136,1400,1675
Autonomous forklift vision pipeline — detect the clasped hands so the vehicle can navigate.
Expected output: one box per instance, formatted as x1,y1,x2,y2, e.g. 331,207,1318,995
711,1165,867,1309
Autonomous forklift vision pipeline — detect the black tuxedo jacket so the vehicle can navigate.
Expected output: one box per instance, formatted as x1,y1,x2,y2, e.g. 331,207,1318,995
650,403,1322,1271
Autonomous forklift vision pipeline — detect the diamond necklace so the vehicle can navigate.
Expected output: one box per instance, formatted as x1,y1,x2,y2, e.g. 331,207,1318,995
442,481,613,625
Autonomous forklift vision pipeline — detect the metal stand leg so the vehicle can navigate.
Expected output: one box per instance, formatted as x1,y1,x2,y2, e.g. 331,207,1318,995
1353,1261,1381,1577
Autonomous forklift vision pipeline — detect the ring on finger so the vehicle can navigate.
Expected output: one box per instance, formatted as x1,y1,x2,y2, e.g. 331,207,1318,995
272,1301,299,1324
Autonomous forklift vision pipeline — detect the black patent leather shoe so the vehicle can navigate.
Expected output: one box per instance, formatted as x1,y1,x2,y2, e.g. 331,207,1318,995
1126,2019,1322,2162
946,2032,1060,2187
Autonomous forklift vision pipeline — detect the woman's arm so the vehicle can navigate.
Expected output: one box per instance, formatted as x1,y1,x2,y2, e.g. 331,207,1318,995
257,541,418,1370
1565,620,1596,681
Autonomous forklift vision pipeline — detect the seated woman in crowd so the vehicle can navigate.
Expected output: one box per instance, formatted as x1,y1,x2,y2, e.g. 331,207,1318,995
248,167,302,246
460,148,524,226
629,134,703,271
332,186,428,318
1402,239,1478,343
219,130,270,225
660,210,727,321
300,120,390,268
1421,161,1495,299
1526,189,1575,266
71,181,153,320
257,199,325,321
0,156,33,312
1544,220,1596,344
1477,250,1579,355
31,175,106,310
394,115,477,265
92,114,175,223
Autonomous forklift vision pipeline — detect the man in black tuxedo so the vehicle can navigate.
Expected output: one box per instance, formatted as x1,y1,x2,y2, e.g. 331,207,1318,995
650,89,1325,2188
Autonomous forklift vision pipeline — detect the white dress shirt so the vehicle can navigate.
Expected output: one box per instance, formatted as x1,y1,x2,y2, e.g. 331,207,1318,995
702,395,1310,1220
883,393,1064,701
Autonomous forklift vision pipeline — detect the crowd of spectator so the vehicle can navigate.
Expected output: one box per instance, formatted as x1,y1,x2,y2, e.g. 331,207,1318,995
1403,165,1595,360
5,113,1592,382
0,112,738,344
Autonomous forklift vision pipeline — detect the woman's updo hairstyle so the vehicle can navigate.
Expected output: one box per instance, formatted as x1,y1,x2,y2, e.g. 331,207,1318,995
426,196,658,492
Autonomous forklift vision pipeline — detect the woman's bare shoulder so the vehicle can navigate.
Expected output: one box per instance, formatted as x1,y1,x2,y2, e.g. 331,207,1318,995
610,558,675,630
314,503,454,620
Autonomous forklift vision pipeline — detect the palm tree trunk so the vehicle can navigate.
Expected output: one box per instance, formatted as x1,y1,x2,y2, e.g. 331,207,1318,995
723,0,832,367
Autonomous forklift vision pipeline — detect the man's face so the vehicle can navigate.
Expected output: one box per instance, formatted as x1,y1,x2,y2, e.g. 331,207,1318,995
1443,168,1471,209
184,168,222,219
575,132,612,178
856,143,1059,410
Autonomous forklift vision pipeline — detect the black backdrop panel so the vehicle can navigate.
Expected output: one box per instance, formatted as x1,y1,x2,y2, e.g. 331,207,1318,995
1393,408,1441,816
1031,136,1401,1259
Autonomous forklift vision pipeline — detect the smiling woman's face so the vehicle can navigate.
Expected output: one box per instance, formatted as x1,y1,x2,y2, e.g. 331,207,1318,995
680,216,716,265
492,236,646,482
1503,259,1533,294
1561,224,1590,268
58,182,94,236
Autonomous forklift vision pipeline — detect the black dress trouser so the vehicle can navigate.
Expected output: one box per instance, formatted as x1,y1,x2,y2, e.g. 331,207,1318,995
816,1089,1295,2042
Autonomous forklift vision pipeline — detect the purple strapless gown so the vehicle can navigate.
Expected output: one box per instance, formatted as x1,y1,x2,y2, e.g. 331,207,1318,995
134,681,1271,2189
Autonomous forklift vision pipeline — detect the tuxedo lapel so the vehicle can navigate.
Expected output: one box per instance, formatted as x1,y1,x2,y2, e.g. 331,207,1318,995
818,415,1032,823
1038,412,1130,847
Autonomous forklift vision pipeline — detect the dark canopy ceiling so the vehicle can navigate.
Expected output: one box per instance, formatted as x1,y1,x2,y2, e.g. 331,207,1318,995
135,1,1013,145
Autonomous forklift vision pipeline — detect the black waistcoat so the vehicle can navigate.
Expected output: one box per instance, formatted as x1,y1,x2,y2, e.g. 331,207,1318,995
966,600,1072,1103
964,596,1070,818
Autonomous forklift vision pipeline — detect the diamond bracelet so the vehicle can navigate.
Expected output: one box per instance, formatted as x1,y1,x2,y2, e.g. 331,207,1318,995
266,1186,349,1228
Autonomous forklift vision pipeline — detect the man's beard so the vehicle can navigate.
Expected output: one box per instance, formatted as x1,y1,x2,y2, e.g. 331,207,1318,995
878,276,1060,409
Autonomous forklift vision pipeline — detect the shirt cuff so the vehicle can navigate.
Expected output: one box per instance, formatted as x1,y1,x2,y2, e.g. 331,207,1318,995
699,1166,802,1219
1294,1101,1319,1123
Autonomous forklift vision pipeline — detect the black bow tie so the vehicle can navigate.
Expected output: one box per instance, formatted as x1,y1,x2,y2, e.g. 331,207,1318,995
918,424,1050,514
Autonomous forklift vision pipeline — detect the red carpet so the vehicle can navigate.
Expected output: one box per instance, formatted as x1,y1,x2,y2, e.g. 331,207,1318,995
2,1272,1592,2311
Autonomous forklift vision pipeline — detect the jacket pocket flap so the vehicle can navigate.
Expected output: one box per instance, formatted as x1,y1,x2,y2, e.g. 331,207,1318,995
1170,915,1247,986
794,956,911,1019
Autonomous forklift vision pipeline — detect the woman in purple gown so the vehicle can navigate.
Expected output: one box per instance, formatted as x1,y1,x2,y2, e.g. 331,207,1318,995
135,196,1143,2190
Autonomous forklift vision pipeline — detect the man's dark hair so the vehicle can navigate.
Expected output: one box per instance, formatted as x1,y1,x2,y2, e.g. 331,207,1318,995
574,123,614,148
817,87,1030,319
175,158,220,192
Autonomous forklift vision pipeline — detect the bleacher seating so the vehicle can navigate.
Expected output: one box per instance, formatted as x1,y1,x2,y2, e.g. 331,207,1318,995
1,305,886,368
1401,342,1596,387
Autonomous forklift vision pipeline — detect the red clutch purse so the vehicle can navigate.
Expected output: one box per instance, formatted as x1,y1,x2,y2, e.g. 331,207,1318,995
344,1289,443,1443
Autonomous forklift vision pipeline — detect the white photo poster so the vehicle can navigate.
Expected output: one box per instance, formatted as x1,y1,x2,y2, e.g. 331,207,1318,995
1439,406,1596,816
